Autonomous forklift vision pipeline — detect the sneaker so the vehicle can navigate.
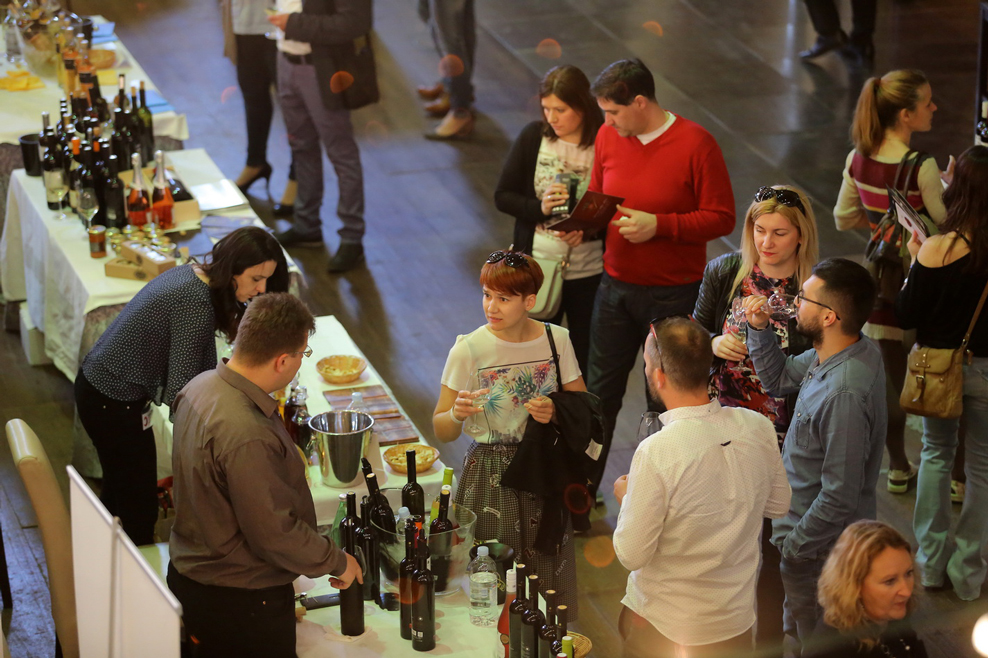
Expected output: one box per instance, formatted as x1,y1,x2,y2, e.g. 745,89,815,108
274,227,324,248
951,480,965,504
887,463,918,494
798,31,848,60
327,242,365,273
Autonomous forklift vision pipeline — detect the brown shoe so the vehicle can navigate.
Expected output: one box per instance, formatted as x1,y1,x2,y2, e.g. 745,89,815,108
424,94,450,117
417,82,444,101
425,109,474,141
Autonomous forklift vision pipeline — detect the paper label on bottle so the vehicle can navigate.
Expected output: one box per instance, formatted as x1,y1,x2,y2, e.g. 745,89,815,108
585,439,603,461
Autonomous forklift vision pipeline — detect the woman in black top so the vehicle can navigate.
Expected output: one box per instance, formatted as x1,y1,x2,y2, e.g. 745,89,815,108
806,520,927,658
692,184,818,655
494,65,603,372
74,226,289,545
896,145,988,601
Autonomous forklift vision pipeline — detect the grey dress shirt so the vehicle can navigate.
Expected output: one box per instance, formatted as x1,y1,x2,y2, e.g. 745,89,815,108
747,327,887,561
169,362,347,589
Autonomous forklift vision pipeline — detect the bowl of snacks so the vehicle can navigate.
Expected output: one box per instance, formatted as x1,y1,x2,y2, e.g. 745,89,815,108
316,354,367,384
383,444,439,474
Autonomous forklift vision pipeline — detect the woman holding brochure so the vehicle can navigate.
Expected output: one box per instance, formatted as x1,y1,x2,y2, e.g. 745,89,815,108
833,68,948,496
495,64,604,372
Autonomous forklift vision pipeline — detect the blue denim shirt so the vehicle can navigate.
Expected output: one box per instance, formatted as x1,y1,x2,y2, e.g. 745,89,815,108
747,327,887,561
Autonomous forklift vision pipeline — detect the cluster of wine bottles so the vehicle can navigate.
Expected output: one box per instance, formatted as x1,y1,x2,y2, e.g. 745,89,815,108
38,69,178,233
502,564,573,658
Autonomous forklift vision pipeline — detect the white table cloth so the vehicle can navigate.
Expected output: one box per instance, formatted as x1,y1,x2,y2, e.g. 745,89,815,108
0,148,259,379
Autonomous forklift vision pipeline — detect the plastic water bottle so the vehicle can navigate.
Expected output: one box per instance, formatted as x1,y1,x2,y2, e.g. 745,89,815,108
348,391,365,412
467,545,498,627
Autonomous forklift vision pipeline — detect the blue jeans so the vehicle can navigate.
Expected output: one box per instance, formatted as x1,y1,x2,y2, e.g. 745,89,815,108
428,0,475,110
778,554,825,650
913,358,988,600
587,273,701,440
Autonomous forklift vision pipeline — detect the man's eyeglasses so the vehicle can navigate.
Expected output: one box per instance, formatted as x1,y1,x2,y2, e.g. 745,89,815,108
291,346,313,358
795,292,840,321
754,186,806,216
487,251,529,268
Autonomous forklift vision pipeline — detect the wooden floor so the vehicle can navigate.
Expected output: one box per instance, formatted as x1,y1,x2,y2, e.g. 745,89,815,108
1,0,985,655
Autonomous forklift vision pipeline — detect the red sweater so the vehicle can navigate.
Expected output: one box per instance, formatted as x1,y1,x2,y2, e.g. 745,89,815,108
589,116,735,287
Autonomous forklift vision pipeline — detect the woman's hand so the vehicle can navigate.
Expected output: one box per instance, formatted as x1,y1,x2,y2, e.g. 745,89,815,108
711,332,748,361
541,183,570,216
941,155,955,187
551,229,584,247
524,395,554,424
449,389,489,423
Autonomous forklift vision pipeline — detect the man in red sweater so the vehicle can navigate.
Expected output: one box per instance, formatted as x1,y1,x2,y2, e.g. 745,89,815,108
586,59,735,451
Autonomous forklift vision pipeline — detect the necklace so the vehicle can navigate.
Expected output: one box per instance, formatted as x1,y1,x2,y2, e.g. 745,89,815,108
876,637,911,657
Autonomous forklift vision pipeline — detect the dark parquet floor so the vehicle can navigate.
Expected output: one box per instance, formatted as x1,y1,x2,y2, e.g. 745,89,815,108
1,0,985,655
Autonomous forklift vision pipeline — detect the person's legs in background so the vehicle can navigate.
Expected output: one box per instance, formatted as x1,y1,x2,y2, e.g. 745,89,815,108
549,272,602,376
881,338,916,492
778,553,826,654
913,415,958,588
426,0,476,139
756,518,785,658
799,0,847,60
846,0,877,64
234,34,276,195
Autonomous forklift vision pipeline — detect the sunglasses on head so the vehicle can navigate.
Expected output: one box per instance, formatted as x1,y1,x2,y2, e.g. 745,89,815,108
487,251,529,268
754,186,806,215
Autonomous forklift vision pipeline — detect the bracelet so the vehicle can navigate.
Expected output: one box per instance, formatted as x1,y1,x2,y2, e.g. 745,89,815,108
449,406,464,424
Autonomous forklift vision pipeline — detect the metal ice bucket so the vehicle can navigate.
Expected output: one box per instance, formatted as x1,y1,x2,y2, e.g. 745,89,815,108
309,411,374,487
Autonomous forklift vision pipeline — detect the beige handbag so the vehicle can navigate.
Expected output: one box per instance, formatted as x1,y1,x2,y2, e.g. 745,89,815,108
901,281,988,419
530,248,570,321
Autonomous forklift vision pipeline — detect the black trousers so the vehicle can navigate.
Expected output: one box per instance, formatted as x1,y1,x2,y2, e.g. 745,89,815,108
235,33,295,181
756,518,785,658
167,565,297,658
74,371,157,546
545,271,603,377
803,0,877,41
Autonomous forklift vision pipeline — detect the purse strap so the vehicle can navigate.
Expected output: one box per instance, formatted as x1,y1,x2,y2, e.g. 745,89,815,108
892,150,923,196
544,322,562,388
961,280,988,349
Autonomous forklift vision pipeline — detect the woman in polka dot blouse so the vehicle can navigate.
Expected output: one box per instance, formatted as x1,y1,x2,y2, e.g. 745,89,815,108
74,226,290,545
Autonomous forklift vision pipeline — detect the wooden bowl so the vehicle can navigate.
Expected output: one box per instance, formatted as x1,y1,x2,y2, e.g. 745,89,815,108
383,444,439,474
90,48,116,69
570,632,592,658
316,354,367,384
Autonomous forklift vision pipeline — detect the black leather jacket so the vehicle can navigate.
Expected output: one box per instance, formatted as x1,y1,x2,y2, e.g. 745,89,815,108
693,252,812,422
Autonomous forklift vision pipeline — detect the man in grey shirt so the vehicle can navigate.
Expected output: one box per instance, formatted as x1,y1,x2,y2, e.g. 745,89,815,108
168,293,361,658
745,258,886,655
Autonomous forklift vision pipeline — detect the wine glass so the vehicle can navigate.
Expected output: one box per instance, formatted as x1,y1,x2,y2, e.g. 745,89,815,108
78,188,99,229
52,184,69,220
767,291,797,319
470,371,491,408
730,296,748,325
637,411,662,443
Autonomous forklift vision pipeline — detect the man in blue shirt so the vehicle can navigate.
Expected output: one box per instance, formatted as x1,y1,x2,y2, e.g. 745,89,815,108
746,258,886,655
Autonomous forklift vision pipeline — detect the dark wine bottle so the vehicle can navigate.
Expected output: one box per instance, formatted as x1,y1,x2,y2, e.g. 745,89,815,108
42,134,65,211
138,80,155,162
339,492,365,636
537,589,557,658
521,574,545,658
399,518,417,640
361,526,379,603
410,533,436,651
550,605,568,656
428,488,454,591
365,472,397,534
509,563,527,658
361,457,373,479
103,155,126,229
402,449,425,518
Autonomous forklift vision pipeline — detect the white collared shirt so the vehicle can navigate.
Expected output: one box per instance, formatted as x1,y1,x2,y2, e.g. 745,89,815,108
613,400,791,646
276,0,312,56
636,111,676,145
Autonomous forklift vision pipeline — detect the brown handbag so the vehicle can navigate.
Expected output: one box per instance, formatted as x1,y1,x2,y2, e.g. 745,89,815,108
900,280,988,419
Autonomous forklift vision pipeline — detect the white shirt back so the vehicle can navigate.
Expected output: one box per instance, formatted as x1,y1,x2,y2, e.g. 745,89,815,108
613,400,790,646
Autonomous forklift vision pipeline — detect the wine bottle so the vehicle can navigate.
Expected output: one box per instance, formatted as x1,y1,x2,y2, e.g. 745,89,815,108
339,492,365,636
330,493,347,549
151,150,174,230
364,472,397,534
537,590,557,658
102,154,125,229
38,111,51,162
428,488,454,591
76,39,95,95
68,137,81,210
399,518,416,640
550,605,568,656
431,467,455,518
90,139,107,226
138,80,155,161
410,531,436,651
509,563,527,658
402,449,425,518
42,136,66,211
361,525,380,603
116,73,128,111
129,85,143,149
521,574,545,658
126,152,150,227
498,568,517,658
77,147,97,227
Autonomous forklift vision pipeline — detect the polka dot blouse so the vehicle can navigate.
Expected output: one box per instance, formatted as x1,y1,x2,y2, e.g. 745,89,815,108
81,264,217,407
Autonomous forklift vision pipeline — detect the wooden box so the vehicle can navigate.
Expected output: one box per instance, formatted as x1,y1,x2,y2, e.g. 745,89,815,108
119,241,176,276
117,166,201,226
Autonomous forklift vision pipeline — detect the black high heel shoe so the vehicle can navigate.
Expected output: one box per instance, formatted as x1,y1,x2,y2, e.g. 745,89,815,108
236,162,273,198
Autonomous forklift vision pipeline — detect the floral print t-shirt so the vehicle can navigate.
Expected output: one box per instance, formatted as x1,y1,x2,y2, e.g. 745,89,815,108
440,323,582,444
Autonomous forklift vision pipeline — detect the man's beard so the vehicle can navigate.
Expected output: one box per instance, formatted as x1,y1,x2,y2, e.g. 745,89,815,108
795,316,823,346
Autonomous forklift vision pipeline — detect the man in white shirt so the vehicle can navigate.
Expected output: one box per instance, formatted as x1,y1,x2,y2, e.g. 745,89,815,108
613,317,791,657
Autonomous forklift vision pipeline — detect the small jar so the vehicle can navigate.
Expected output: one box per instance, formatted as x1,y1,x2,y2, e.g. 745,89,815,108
104,227,120,241
121,224,138,238
109,235,125,254
88,225,107,258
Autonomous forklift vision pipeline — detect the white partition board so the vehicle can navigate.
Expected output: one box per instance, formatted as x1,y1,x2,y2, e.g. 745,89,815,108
68,466,182,658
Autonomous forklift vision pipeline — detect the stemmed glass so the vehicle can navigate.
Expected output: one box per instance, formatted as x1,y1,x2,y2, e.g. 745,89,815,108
767,291,797,319
637,411,662,443
78,187,99,229
470,371,491,408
